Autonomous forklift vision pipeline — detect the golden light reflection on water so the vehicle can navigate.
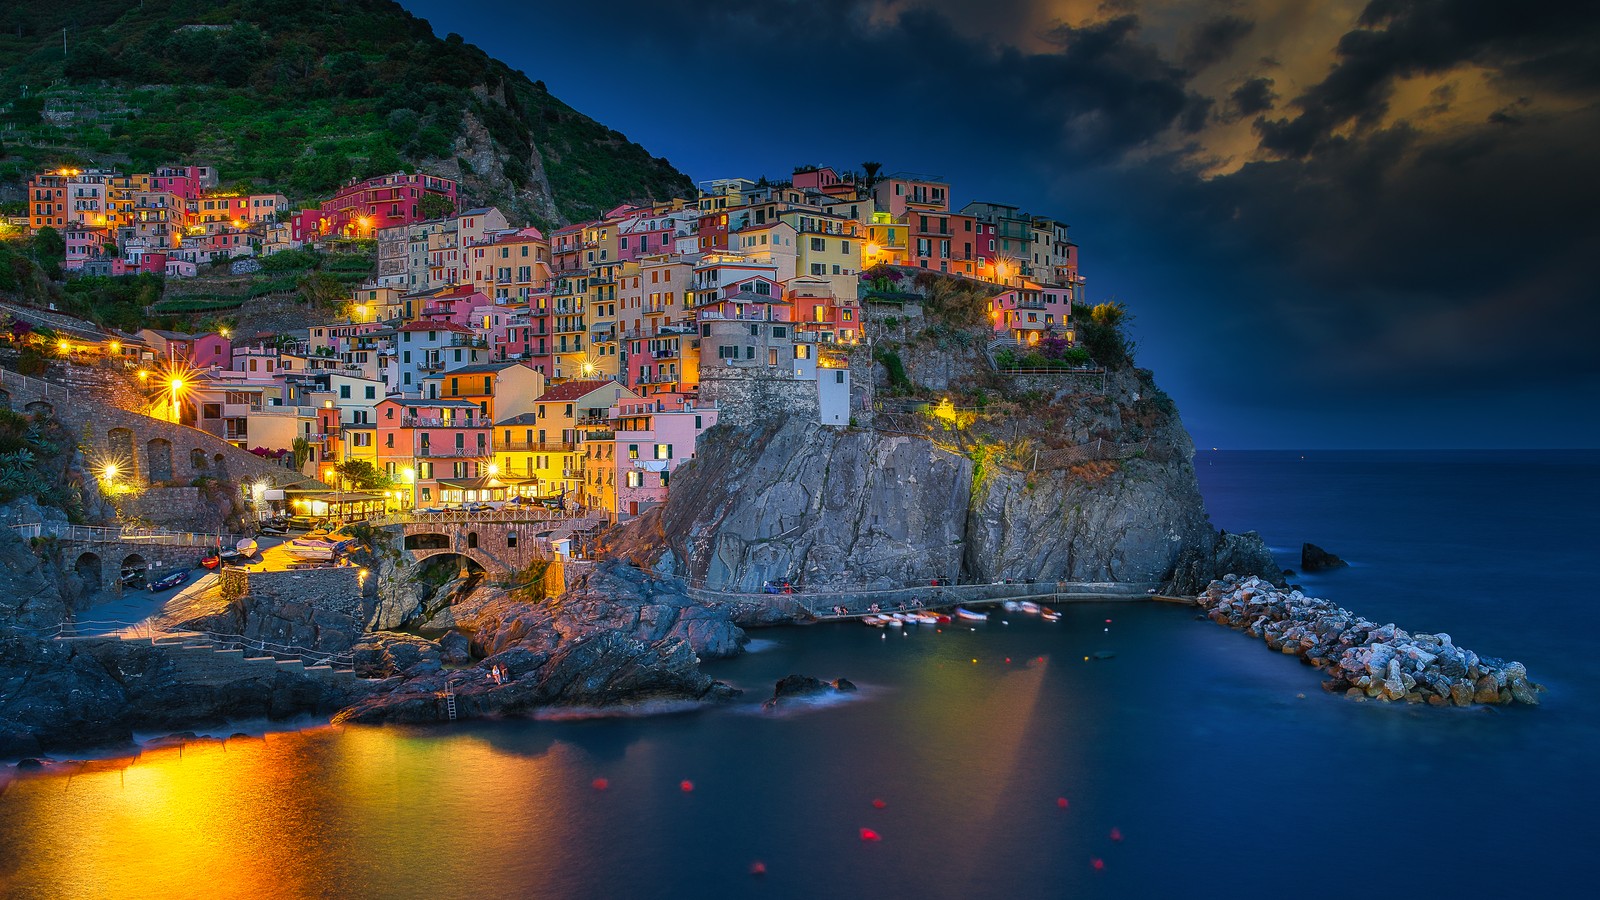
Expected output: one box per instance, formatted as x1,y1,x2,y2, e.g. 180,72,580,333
0,726,582,900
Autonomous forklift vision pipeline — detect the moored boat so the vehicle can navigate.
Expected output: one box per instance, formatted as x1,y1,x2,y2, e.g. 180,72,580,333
150,570,189,592
1019,601,1042,614
236,538,258,558
955,607,986,621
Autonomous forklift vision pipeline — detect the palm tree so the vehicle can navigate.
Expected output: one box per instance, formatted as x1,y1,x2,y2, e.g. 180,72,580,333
860,161,884,195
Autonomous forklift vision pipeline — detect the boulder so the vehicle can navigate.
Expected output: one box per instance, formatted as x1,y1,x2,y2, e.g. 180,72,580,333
439,631,473,665
1300,543,1348,572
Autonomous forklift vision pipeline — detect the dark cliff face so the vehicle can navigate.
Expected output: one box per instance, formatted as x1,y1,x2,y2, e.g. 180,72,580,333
613,362,1236,592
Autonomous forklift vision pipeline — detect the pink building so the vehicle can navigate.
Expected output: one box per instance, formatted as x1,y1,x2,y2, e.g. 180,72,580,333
293,172,458,242
151,165,216,201
609,396,719,518
988,287,1073,343
375,397,491,505
63,225,113,272
190,333,233,369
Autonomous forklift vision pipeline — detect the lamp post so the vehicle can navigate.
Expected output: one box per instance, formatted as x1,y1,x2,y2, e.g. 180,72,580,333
167,376,186,424
402,466,417,511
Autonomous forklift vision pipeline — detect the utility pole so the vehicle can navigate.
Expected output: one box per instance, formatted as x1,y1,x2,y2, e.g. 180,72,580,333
62,27,67,58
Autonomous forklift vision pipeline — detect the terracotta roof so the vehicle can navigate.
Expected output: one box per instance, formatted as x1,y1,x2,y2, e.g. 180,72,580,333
538,380,621,401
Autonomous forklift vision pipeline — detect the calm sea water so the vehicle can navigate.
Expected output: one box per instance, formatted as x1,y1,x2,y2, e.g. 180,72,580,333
2,451,1595,899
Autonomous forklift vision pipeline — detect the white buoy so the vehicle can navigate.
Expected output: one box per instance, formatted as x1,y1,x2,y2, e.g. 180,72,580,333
1002,620,1009,625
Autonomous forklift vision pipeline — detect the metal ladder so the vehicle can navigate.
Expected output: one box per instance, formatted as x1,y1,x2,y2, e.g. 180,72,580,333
444,692,458,721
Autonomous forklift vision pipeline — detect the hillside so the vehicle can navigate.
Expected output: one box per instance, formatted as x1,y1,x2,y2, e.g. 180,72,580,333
0,0,693,226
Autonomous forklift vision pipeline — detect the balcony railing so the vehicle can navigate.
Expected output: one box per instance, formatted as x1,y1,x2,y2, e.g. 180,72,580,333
400,416,486,428
414,446,486,458
492,441,575,453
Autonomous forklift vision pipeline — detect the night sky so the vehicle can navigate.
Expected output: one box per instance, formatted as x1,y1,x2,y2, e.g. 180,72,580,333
401,0,1599,449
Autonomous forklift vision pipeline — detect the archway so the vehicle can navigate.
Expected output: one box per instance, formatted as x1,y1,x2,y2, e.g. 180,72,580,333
120,553,148,589
404,532,451,550
146,438,173,482
108,427,135,466
466,531,478,549
75,552,103,595
24,400,52,417
191,448,208,470
0,388,10,409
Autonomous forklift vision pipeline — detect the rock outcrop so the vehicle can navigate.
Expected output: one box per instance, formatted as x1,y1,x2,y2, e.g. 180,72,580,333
333,561,744,725
761,674,856,710
1197,575,1543,706
612,363,1255,593
1301,542,1349,572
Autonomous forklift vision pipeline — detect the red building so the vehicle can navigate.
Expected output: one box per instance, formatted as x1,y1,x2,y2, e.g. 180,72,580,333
293,172,457,242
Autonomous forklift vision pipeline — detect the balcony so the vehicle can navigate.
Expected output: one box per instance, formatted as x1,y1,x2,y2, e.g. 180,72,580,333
493,441,575,453
699,310,776,322
414,446,485,458
400,416,485,428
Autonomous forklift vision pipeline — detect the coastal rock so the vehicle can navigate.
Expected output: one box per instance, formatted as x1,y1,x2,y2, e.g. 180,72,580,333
1193,576,1541,707
439,631,473,665
761,674,855,710
1301,543,1348,572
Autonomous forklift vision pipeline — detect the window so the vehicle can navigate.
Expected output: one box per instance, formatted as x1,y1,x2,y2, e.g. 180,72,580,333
655,443,672,460
745,346,755,360
795,344,811,359
365,386,376,400
628,444,639,459
810,237,825,251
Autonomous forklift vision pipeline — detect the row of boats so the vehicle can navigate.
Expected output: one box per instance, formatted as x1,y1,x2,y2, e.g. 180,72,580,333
861,601,1062,627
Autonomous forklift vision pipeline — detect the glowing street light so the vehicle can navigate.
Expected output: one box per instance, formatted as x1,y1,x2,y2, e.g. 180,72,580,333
581,361,595,377
167,375,186,423
102,462,119,481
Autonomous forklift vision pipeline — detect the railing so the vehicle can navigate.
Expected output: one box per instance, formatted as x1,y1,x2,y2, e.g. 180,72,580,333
492,441,574,453
414,446,484,458
371,505,589,526
0,368,72,402
10,522,242,547
399,416,486,428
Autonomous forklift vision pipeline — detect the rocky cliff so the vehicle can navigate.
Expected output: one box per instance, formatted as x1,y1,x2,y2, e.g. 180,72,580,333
614,347,1272,594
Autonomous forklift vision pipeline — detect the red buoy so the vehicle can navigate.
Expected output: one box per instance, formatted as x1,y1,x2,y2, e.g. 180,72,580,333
1091,858,1106,871
1110,827,1123,842
750,861,767,876
859,828,882,842
871,798,887,809
679,780,694,793
591,778,609,791
1057,797,1069,809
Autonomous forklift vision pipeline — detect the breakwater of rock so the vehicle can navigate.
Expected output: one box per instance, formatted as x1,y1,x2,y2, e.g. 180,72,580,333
1197,575,1543,706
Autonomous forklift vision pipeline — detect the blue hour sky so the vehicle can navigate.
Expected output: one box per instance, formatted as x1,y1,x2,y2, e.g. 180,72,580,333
402,0,1600,449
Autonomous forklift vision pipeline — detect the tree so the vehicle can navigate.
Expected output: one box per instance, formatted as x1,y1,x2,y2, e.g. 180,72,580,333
1080,301,1134,368
861,161,884,194
419,193,455,220
334,459,391,491
291,438,314,472
297,271,345,308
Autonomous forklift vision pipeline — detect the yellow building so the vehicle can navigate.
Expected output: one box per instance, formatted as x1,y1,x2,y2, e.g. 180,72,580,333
781,209,863,301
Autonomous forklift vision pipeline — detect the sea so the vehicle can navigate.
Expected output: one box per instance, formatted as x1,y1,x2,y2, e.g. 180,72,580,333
1,450,1595,899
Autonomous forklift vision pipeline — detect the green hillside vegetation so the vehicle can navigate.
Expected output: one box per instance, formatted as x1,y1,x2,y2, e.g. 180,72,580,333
0,0,693,225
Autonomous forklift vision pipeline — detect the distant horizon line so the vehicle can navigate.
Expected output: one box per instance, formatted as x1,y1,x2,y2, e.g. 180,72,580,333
1197,447,1600,452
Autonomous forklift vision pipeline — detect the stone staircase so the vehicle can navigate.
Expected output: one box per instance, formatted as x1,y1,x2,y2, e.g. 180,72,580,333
76,630,364,687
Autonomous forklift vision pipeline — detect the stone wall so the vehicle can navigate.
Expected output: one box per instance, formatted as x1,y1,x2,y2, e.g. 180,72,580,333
0,366,305,489
698,368,819,425
116,486,231,532
217,566,373,652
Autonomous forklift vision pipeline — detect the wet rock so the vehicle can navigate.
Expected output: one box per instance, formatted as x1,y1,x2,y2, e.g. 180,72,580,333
1301,543,1348,572
832,678,858,692
1193,575,1541,708
439,631,473,665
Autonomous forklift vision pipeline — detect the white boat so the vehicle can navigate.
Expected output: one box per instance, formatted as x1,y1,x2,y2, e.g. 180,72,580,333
886,617,904,628
862,615,888,627
1019,601,1042,614
1003,601,1021,611
955,607,986,621
1041,608,1062,622
287,540,335,560
917,612,941,625
236,538,258,558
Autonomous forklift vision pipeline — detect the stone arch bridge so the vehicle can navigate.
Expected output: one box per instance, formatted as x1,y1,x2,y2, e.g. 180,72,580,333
383,510,608,578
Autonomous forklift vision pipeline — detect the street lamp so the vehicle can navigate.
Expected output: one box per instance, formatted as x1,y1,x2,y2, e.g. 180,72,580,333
402,466,417,510
168,376,186,424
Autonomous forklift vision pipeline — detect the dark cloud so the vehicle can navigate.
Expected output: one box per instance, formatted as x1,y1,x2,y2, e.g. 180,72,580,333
1181,14,1255,71
1230,76,1277,117
1258,0,1600,157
